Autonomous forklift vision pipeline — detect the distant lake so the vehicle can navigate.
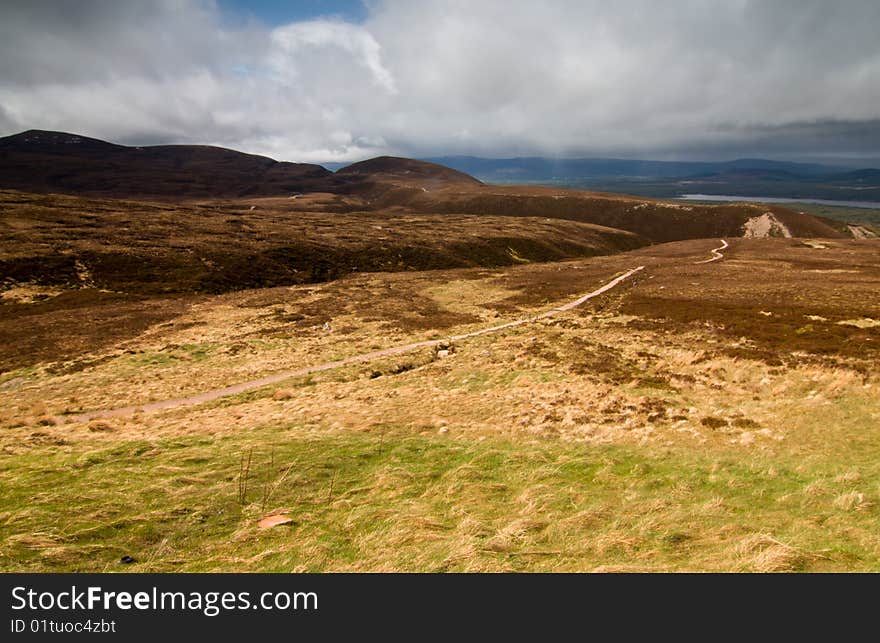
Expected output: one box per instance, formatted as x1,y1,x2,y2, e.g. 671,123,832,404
677,194,880,209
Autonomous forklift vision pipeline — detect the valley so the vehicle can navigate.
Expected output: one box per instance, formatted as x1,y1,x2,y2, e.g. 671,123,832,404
1,131,878,572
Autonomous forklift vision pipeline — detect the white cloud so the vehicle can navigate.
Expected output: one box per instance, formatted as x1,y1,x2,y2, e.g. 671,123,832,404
1,0,879,162
269,20,397,94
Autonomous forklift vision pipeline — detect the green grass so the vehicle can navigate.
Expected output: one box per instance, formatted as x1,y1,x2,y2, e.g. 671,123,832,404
2,423,877,572
0,365,40,386
121,343,218,368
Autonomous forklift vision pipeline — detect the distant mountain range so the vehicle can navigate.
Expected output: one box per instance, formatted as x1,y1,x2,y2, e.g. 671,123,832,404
421,156,880,203
1,127,877,240
422,156,844,179
0,129,333,198
0,130,482,199
4,129,877,203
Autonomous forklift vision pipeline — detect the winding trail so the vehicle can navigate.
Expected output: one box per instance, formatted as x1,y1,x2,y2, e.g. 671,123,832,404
66,266,645,423
694,239,728,264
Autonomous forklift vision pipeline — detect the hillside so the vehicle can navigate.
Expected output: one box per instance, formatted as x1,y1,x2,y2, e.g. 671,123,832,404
0,190,646,304
0,130,332,198
2,236,879,572
336,155,481,186
373,185,851,242
0,130,865,246
1,135,878,575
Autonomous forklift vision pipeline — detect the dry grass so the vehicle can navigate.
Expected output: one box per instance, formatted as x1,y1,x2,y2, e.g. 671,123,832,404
736,534,812,572
1,237,878,571
833,492,873,512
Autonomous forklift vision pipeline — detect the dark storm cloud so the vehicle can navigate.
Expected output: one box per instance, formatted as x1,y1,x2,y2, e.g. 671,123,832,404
0,0,879,162
719,120,880,157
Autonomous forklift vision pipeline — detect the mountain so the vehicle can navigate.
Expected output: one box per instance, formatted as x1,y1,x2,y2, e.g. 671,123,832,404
421,155,880,203
0,131,489,199
335,155,481,185
0,129,332,198
5,130,875,205
422,156,843,181
825,168,880,183
0,129,865,247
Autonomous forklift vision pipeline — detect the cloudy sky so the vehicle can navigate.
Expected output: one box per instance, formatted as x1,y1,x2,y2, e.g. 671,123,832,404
1,0,879,165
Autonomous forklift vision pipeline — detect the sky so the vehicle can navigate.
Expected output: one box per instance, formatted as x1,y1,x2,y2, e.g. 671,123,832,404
1,0,879,165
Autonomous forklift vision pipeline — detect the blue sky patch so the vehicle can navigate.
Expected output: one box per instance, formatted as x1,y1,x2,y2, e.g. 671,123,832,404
218,0,368,26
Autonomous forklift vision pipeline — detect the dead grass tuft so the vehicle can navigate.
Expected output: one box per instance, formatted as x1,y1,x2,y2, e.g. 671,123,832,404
803,480,829,497
87,420,117,433
484,518,548,552
835,470,861,484
736,533,812,572
30,403,48,416
5,532,67,550
561,508,610,529
594,531,640,556
833,491,872,512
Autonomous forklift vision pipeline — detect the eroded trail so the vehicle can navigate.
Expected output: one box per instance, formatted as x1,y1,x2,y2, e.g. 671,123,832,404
63,240,734,422
694,239,728,264
67,266,646,422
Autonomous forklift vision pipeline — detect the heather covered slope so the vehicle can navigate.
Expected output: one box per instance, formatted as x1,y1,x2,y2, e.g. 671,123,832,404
0,190,646,302
0,130,332,198
336,155,482,186
2,237,878,572
380,185,852,242
0,130,860,244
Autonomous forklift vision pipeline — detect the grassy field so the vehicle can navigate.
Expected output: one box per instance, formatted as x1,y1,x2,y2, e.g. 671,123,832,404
4,419,878,573
1,238,878,572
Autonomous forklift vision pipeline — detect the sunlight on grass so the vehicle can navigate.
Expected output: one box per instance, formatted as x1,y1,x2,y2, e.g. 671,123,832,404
1,424,877,572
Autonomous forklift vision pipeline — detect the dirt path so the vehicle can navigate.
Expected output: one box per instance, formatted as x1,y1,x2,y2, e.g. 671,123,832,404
694,239,728,264
64,266,645,423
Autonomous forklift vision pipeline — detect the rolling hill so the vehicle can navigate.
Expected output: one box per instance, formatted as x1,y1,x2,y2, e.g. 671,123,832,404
0,130,332,198
2,132,879,575
0,128,868,274
336,155,481,186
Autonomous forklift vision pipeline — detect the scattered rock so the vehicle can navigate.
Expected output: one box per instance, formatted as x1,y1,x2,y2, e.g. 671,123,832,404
837,318,880,329
259,514,294,529
435,342,455,358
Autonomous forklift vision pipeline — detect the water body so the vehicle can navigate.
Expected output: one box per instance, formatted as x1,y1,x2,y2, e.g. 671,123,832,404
677,194,880,209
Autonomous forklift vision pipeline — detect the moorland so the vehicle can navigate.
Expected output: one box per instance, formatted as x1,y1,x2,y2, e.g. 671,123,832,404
1,131,878,572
